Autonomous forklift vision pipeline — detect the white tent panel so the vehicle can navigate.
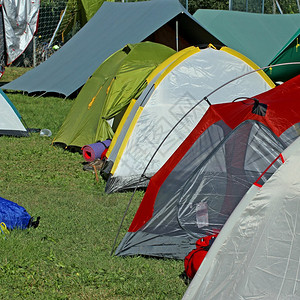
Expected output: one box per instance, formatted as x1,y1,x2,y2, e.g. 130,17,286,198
0,103,24,131
0,90,27,135
106,46,196,163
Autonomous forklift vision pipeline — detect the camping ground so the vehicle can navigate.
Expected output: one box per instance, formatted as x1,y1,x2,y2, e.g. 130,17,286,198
0,68,187,299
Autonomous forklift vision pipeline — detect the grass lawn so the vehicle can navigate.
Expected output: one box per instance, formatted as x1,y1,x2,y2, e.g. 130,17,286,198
0,70,188,299
0,66,32,83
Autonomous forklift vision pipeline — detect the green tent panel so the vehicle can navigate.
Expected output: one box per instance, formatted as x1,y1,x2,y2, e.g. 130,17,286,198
53,41,175,149
79,0,107,23
193,9,300,82
265,30,300,82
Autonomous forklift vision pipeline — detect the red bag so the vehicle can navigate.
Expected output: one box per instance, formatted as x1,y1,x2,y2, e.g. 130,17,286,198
100,148,108,160
184,234,218,279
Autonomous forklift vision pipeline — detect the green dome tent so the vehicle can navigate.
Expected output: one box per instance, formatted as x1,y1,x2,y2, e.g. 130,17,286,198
52,42,175,149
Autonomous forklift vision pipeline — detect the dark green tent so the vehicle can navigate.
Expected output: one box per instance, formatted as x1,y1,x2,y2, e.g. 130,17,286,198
193,9,300,82
53,42,175,149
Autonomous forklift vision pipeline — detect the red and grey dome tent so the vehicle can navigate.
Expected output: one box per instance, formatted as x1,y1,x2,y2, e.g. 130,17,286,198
115,74,300,260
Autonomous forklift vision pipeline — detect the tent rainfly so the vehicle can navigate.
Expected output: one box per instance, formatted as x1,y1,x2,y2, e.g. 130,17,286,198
52,42,175,149
183,135,300,299
2,0,221,97
104,45,274,194
0,88,28,137
193,9,300,82
115,75,300,260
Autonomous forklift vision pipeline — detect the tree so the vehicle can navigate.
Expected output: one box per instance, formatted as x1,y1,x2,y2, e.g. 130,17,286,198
180,0,229,14
179,0,299,14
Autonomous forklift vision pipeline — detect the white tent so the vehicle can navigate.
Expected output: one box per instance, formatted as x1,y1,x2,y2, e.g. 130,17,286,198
105,46,274,193
183,136,300,299
0,89,28,137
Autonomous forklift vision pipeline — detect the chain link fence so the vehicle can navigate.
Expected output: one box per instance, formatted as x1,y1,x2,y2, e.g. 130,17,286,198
11,0,126,68
12,0,75,67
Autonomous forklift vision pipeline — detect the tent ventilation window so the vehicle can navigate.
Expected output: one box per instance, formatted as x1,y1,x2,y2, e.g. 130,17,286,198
233,97,267,116
122,45,132,54
252,99,267,116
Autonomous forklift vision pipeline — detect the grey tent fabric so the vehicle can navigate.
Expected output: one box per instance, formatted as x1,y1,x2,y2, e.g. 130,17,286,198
3,0,220,97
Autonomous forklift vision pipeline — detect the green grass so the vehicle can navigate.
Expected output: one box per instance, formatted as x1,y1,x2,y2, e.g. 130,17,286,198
0,66,32,83
0,91,187,299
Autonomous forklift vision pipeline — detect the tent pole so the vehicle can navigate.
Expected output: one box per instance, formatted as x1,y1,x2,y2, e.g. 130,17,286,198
140,62,300,180
275,0,283,13
33,36,36,68
110,186,138,255
296,0,300,12
176,20,179,52
48,6,67,49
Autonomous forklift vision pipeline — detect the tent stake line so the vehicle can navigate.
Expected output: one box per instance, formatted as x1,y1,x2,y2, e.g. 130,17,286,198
110,186,138,256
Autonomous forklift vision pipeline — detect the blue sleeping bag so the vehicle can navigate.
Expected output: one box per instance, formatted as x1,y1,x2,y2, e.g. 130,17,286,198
0,197,32,230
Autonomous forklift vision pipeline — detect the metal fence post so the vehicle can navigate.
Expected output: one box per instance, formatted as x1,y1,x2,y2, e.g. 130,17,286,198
33,36,36,68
